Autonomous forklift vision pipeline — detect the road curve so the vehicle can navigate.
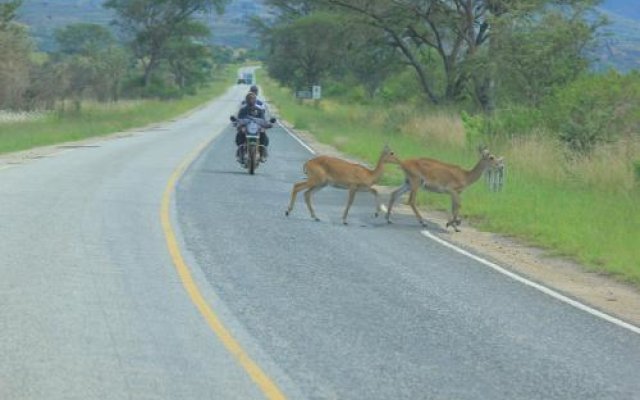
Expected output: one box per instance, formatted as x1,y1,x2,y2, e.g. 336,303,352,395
176,122,640,399
0,83,280,399
2,78,640,400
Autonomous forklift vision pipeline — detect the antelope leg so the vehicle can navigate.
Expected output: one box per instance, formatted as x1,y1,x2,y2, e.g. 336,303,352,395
369,187,381,217
386,181,411,223
342,188,357,225
446,191,462,232
407,188,426,227
304,186,322,221
286,180,310,216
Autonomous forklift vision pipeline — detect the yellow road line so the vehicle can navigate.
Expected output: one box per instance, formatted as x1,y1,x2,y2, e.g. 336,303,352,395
161,139,287,400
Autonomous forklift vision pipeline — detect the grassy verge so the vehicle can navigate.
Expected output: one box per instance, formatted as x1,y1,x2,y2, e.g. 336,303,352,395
261,72,640,285
0,65,237,155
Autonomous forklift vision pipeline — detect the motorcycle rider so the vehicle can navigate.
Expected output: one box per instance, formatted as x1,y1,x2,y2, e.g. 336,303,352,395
241,85,267,112
236,92,270,162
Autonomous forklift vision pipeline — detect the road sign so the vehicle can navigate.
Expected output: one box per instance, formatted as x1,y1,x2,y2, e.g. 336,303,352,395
296,90,312,99
312,85,322,100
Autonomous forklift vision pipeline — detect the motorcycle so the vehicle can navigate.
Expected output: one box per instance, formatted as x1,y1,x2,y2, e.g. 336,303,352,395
230,115,276,175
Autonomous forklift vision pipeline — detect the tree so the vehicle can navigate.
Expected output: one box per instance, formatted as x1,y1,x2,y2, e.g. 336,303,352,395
266,13,346,89
319,0,603,111
490,7,604,107
55,23,115,56
164,21,214,90
104,0,228,88
261,0,320,20
0,0,31,109
338,24,403,97
26,60,68,110
0,0,21,29
53,23,129,103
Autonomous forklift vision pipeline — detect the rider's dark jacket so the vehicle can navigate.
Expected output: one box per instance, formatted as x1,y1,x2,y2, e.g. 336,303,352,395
237,104,265,120
235,104,269,147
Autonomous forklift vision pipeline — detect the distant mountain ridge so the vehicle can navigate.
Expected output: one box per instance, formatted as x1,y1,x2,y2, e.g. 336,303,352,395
595,0,640,71
14,0,640,72
16,0,270,51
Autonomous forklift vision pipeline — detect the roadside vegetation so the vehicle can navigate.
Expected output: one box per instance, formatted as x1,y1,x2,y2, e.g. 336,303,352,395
0,66,235,154
256,0,640,284
0,0,237,154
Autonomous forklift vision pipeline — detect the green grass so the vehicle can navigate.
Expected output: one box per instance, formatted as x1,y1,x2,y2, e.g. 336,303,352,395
0,65,237,155
262,72,640,285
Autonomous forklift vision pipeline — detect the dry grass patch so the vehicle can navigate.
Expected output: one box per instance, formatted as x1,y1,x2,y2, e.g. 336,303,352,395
565,138,640,192
400,111,466,147
504,133,567,183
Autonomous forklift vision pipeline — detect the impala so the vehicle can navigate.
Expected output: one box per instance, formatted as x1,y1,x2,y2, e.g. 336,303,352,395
286,145,399,225
386,148,503,232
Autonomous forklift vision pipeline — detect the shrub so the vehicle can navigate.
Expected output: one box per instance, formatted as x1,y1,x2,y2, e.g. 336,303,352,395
541,71,640,153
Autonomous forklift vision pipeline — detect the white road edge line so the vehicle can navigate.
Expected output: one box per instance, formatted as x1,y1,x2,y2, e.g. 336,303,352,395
278,122,316,155
421,230,640,335
278,112,640,336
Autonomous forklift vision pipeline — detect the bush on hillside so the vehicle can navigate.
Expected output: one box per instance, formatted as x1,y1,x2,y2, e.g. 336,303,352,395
542,71,640,153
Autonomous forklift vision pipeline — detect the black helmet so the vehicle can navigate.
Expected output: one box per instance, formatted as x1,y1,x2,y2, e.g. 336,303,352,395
249,85,259,95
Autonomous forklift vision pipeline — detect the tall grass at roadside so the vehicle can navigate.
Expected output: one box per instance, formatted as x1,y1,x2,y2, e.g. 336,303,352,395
0,65,237,155
262,73,640,284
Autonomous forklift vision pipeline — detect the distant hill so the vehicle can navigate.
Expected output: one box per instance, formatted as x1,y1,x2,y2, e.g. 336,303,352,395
595,0,640,72
18,1,110,51
206,0,272,48
16,0,271,51
14,0,640,72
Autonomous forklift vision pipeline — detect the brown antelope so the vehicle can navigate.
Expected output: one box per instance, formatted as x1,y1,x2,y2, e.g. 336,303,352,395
386,147,503,232
285,145,399,225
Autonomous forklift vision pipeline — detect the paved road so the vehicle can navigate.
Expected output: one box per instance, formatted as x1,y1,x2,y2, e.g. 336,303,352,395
1,78,640,399
177,125,640,399
0,83,274,399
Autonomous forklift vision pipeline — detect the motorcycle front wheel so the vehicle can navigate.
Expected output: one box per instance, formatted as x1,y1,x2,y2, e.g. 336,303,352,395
248,144,257,175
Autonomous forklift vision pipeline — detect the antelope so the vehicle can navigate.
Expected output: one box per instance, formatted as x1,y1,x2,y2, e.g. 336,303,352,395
386,147,503,232
285,145,399,225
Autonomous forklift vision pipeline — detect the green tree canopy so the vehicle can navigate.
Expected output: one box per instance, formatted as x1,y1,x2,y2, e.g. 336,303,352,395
104,0,229,87
266,12,347,89
55,23,116,56
265,0,604,112
0,0,31,108
0,0,21,29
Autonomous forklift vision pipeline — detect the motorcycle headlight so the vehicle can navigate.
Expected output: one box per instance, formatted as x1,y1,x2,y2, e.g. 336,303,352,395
247,122,259,135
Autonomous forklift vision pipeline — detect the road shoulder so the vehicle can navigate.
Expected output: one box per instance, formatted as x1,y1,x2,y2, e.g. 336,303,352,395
281,120,640,329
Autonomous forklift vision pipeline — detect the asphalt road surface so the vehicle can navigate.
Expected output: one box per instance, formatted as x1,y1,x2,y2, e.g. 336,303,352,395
2,79,640,399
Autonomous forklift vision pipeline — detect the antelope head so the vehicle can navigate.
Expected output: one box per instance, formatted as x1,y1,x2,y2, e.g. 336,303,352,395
478,146,502,170
380,144,401,165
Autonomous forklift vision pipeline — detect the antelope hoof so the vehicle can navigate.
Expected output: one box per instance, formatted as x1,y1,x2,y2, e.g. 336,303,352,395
374,212,379,218
314,217,320,222
446,220,461,232
343,221,348,225
285,210,290,216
